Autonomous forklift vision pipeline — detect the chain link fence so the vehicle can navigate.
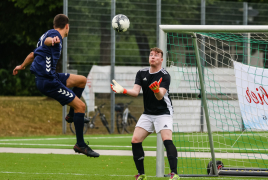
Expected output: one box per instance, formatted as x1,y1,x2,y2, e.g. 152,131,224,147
65,0,268,134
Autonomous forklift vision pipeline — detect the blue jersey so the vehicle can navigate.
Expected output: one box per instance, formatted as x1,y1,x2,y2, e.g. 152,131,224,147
30,29,63,79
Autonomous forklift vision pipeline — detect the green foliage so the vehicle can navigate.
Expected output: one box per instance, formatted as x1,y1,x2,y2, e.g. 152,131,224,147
1,0,62,46
1,0,268,95
0,0,62,95
232,0,268,3
11,0,61,14
0,68,42,96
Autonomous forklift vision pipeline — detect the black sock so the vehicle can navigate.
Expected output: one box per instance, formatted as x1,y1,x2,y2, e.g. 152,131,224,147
73,113,86,147
132,142,145,175
164,140,178,174
68,87,84,117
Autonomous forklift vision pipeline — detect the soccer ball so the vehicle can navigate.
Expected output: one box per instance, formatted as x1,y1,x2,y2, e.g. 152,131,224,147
112,14,130,32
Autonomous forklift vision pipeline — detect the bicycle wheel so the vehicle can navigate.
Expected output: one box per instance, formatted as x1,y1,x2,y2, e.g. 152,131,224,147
116,113,123,134
127,114,137,125
100,116,111,134
123,122,130,134
116,114,131,134
69,122,89,135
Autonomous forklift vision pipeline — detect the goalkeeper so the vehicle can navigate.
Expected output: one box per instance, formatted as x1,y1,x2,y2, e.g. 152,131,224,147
111,47,179,180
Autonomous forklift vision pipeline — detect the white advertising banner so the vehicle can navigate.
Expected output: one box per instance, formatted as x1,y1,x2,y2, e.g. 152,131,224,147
234,62,268,130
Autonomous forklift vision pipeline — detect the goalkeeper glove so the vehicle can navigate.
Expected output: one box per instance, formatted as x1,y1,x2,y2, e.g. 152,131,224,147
149,77,162,93
110,80,127,94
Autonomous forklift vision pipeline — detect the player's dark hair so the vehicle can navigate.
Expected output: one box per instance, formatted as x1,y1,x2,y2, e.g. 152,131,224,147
150,47,163,57
53,14,69,29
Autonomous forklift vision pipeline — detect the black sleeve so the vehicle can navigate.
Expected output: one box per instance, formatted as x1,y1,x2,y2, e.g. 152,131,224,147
160,74,170,90
134,70,142,86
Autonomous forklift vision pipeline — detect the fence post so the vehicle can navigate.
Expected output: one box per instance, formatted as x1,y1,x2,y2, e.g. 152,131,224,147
62,0,68,134
110,0,116,134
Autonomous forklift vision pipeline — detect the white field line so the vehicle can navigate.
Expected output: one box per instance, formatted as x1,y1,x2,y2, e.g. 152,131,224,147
0,147,268,159
0,148,156,156
0,136,139,142
0,143,133,148
0,142,266,151
0,171,266,180
0,171,134,177
0,133,266,142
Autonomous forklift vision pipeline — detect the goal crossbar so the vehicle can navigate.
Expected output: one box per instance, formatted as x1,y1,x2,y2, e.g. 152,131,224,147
159,25,268,33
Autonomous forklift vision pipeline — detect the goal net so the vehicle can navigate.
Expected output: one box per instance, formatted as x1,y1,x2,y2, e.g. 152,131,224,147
160,26,268,176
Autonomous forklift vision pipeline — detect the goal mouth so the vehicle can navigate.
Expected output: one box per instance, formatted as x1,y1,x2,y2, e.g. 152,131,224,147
158,25,268,177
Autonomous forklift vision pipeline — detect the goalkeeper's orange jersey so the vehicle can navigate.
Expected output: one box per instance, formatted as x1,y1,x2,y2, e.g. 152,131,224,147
135,67,173,115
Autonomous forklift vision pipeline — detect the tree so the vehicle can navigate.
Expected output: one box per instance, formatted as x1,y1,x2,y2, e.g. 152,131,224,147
0,0,62,95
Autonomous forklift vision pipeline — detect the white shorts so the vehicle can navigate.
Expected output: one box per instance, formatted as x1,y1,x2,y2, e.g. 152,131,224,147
135,114,173,133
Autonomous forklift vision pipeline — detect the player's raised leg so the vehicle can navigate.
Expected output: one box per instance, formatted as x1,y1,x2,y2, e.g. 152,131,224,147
64,74,88,123
161,129,180,180
68,96,99,157
131,127,150,180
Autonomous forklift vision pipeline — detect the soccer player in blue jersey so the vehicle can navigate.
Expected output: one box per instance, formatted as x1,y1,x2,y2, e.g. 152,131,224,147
13,14,99,158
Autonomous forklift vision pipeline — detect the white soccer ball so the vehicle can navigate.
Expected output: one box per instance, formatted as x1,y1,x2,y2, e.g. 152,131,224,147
112,14,130,32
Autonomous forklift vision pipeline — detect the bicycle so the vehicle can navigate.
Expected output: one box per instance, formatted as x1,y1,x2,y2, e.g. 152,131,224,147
115,101,137,134
69,103,111,134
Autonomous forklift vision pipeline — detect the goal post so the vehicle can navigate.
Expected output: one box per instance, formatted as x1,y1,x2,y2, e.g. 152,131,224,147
157,25,268,177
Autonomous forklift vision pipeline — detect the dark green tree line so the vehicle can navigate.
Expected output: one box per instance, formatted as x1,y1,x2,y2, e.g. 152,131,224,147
1,0,268,95
0,0,62,95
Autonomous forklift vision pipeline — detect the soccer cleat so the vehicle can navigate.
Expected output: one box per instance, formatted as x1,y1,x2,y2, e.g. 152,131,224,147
65,114,73,123
134,174,147,180
73,143,100,157
169,172,180,180
65,114,90,123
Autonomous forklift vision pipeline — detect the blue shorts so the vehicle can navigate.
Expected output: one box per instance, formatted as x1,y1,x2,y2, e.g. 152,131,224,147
35,73,75,106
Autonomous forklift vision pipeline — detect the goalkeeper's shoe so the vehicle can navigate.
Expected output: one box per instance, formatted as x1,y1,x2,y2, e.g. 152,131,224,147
73,143,100,157
169,173,180,180
134,174,147,180
65,114,90,123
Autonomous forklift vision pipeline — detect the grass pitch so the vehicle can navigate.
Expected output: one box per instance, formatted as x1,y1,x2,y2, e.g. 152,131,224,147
1,96,268,179
0,134,268,179
0,132,267,154
0,153,267,180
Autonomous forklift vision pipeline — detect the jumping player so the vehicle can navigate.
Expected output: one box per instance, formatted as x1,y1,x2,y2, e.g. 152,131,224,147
111,47,180,180
13,14,99,158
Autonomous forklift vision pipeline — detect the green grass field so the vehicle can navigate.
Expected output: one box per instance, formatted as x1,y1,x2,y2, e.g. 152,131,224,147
1,96,268,179
1,132,267,153
1,153,265,180
1,134,268,180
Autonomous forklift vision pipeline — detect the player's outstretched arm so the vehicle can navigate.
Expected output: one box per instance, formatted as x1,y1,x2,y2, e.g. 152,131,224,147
149,77,167,100
110,80,141,97
44,36,60,46
13,52,34,75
